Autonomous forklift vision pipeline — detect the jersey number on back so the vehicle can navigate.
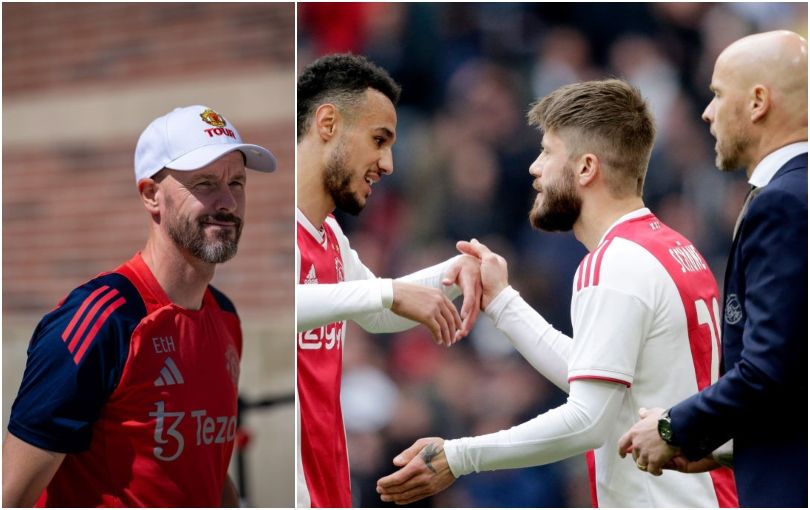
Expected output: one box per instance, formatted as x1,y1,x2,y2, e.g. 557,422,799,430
694,297,721,385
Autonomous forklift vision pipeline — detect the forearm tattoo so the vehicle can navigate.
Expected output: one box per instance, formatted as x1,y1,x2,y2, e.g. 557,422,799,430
421,443,441,474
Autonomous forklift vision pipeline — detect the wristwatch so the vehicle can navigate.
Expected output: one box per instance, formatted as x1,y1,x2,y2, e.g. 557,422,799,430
657,408,677,446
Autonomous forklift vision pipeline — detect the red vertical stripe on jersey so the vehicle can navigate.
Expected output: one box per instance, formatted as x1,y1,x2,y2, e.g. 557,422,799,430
61,286,110,342
585,450,598,507
591,239,613,287
576,261,585,291
72,296,126,364
710,467,739,507
708,306,723,365
66,288,120,352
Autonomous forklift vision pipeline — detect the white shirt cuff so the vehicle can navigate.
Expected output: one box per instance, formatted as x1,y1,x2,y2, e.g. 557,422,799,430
380,278,394,309
485,285,520,322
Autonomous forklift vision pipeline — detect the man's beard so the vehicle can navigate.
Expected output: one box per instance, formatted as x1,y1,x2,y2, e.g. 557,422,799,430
324,140,365,216
715,108,751,172
529,162,582,232
165,203,243,264
715,130,751,172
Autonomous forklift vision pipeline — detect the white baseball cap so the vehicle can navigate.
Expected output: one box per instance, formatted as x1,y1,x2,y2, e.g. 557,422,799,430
134,105,276,183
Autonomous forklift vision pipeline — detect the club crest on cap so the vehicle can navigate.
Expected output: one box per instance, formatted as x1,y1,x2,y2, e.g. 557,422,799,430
200,108,227,128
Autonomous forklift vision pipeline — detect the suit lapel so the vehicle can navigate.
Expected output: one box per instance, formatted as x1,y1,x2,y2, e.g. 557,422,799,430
732,153,807,241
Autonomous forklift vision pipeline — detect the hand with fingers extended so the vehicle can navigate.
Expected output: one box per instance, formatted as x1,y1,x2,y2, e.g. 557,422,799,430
456,239,508,310
376,438,456,505
441,254,483,342
617,407,679,476
391,281,462,347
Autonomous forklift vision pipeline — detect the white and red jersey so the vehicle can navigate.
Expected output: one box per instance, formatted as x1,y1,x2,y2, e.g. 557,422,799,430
571,208,736,507
296,209,462,507
444,208,738,507
296,214,352,508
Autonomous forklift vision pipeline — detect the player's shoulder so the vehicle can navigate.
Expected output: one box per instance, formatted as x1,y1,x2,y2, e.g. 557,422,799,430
34,271,148,365
54,271,148,326
207,284,238,316
574,236,664,294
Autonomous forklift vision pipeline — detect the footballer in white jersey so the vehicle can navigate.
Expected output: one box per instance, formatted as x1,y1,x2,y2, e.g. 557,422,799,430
377,79,739,508
571,209,736,506
296,210,466,507
296,53,485,508
438,209,737,507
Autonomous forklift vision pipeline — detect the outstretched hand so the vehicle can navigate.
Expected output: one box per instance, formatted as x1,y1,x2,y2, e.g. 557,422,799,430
456,239,508,310
391,281,462,347
376,437,456,505
442,254,483,342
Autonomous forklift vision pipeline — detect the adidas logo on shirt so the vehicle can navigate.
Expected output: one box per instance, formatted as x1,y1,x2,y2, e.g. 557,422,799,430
304,265,318,284
154,356,185,386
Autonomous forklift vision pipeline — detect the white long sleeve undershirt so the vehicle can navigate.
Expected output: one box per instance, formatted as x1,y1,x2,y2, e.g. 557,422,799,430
444,378,626,476
296,256,462,333
485,286,572,392
442,285,626,477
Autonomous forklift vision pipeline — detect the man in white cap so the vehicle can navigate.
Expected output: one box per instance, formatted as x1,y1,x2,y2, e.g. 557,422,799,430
2,105,276,507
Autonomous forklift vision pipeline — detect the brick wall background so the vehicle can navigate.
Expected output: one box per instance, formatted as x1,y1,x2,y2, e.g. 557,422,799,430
2,3,295,506
4,3,294,96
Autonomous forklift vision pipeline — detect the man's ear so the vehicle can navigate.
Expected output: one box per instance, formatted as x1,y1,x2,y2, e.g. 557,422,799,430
314,103,339,142
576,153,600,187
749,84,771,123
138,177,161,216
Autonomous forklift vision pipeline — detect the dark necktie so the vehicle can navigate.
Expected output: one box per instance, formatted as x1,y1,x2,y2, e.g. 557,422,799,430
733,185,762,239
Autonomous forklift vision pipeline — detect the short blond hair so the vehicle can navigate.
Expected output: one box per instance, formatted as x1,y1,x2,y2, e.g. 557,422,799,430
528,79,655,197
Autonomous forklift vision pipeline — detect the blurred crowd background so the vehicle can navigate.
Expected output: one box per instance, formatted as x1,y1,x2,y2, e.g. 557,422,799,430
3,3,294,506
299,3,807,507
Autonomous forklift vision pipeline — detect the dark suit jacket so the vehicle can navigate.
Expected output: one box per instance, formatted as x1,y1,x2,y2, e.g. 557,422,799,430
670,153,808,507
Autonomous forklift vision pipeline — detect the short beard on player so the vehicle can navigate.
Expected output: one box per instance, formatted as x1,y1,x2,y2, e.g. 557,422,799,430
324,140,365,216
529,162,582,232
165,207,243,264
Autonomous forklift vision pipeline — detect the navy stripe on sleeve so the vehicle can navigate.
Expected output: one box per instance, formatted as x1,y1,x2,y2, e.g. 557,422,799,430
8,272,147,453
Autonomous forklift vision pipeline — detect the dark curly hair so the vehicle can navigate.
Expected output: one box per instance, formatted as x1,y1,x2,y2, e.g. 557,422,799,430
297,53,401,141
